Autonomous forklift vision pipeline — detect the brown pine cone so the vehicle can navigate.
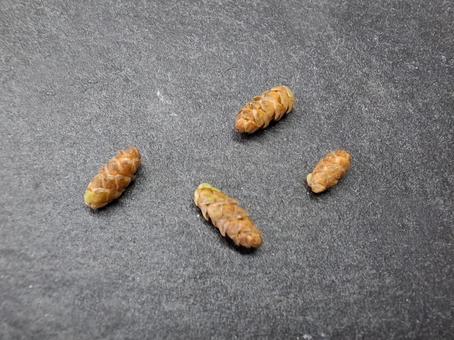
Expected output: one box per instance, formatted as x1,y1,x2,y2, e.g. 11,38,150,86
84,147,141,209
235,85,295,133
307,150,352,193
194,183,263,249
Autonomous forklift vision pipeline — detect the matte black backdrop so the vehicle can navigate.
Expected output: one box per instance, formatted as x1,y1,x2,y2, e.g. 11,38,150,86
1,0,453,339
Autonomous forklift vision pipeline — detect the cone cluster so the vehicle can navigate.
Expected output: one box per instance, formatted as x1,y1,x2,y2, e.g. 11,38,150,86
83,85,352,251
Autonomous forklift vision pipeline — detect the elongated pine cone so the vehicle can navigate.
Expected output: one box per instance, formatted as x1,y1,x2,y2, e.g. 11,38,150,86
307,150,352,193
194,183,263,248
84,147,141,209
235,85,295,133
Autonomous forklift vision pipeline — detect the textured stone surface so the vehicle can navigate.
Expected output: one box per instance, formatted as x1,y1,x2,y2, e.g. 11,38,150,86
1,0,453,339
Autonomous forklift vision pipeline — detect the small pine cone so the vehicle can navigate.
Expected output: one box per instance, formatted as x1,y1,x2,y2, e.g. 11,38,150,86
235,85,295,133
194,183,263,249
306,150,352,193
84,147,141,209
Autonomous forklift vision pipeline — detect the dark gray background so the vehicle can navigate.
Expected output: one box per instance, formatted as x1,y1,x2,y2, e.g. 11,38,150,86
1,0,453,339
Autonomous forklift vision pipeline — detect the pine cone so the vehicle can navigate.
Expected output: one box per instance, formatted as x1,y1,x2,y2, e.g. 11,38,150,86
307,150,352,193
84,147,141,209
235,85,295,133
194,183,263,249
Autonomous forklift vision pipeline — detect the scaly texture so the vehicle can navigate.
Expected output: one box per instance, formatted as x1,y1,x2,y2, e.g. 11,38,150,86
235,85,295,133
84,147,141,209
194,183,263,248
307,150,352,193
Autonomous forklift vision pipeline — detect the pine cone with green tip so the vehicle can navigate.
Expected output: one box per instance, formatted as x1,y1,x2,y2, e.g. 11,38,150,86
194,183,263,249
84,147,141,209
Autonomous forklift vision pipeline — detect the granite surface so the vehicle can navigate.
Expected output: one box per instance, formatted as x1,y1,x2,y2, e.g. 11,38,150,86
1,0,453,339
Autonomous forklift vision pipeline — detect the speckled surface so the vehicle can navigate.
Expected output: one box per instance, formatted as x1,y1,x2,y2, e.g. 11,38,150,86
1,0,453,339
